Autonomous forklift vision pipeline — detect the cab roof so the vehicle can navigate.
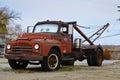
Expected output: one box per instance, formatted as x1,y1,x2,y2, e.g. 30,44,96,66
35,20,77,27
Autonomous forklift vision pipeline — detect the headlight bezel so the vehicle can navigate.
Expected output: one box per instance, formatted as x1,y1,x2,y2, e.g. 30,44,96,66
34,44,39,50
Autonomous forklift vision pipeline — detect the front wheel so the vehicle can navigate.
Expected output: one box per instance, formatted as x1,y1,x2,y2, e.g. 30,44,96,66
41,49,61,71
8,60,28,69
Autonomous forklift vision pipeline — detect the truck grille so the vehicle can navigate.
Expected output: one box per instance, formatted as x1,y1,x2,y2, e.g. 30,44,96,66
12,46,33,53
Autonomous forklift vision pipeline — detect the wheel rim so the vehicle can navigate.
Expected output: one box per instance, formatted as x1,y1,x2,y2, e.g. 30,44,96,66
48,54,58,70
97,53,103,64
16,61,24,66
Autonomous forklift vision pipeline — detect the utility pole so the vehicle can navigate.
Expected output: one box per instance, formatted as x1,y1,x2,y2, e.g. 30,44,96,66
118,6,120,9
117,6,120,21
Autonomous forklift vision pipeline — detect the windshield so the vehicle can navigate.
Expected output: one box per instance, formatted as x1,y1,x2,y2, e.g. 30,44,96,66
34,24,58,33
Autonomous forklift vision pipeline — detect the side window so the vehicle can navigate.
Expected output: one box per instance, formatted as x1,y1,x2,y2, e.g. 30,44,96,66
60,27,68,33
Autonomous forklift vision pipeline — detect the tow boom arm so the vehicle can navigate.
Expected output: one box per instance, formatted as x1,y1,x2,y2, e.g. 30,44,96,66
67,22,109,45
82,23,110,43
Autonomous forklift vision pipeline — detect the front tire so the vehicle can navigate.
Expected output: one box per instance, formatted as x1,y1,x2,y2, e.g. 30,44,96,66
8,60,28,69
41,49,61,71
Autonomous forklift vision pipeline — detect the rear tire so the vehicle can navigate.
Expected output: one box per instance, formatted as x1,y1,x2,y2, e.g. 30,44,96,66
94,49,103,66
8,60,28,69
87,53,94,66
41,49,61,71
87,49,103,66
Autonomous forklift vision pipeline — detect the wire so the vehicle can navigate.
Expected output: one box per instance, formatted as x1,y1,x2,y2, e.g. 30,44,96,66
86,25,104,35
99,33,120,39
77,25,90,29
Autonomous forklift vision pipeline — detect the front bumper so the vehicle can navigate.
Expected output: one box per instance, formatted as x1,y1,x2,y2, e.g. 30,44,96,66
5,53,43,61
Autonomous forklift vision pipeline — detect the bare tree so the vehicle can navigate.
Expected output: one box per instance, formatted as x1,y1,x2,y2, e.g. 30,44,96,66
0,7,20,25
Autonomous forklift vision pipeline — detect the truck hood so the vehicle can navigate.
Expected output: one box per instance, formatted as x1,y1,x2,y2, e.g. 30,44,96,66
18,33,57,41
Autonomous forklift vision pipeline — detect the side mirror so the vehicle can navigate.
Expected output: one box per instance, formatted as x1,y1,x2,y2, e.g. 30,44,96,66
27,26,34,33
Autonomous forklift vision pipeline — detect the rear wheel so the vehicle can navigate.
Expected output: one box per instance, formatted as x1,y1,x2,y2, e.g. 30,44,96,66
41,49,61,71
87,53,94,66
94,49,103,66
8,60,28,69
87,49,103,66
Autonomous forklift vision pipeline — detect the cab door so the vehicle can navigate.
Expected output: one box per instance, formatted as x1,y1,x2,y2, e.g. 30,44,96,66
60,26,72,54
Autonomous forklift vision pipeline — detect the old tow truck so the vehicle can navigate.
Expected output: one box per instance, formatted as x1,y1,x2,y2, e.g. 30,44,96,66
5,20,109,71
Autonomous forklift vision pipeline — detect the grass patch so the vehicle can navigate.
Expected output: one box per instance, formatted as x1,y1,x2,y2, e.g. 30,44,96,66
0,62,8,64
110,50,120,53
2,67,43,73
2,65,102,73
110,52,120,60
59,65,99,72
2,66,88,73
59,65,89,71
59,66,75,71
0,55,5,58
112,61,120,65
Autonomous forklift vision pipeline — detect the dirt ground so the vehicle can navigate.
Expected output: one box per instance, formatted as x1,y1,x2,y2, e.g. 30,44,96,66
0,58,120,80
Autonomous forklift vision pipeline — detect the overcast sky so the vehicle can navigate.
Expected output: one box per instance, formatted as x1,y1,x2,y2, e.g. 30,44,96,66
0,0,120,45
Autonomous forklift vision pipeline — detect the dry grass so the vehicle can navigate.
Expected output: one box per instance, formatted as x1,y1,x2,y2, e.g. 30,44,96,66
2,65,99,73
102,45,120,60
103,48,111,60
2,67,42,73
110,50,120,60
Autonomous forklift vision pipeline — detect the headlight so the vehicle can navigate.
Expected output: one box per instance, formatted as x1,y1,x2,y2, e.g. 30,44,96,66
7,44,11,50
34,44,39,50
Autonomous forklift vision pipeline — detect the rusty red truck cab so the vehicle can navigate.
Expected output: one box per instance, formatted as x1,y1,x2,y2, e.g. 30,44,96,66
5,20,104,71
